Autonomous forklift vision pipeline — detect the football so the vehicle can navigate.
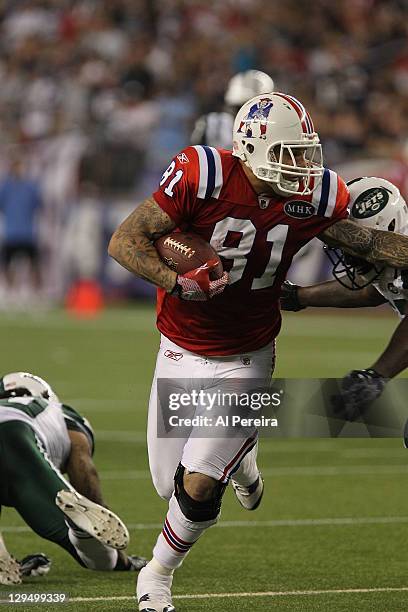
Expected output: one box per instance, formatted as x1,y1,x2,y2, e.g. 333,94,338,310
155,232,223,279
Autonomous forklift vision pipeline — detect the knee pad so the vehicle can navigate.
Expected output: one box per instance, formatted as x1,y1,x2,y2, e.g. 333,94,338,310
174,463,226,522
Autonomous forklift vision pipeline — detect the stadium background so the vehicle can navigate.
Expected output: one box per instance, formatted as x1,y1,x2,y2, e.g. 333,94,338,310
0,1,407,611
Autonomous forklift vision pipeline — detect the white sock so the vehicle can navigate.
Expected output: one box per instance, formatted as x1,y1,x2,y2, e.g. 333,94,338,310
231,442,259,486
68,530,118,570
152,494,217,570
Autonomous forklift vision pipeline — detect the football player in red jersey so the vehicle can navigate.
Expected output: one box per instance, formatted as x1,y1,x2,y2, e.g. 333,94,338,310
109,92,408,612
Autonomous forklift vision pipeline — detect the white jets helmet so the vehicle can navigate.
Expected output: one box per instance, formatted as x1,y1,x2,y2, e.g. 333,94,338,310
232,92,323,196
0,372,60,402
224,70,275,108
347,176,408,232
327,177,408,289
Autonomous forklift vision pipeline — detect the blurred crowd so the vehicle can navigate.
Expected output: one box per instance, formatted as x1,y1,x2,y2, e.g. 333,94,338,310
0,0,407,304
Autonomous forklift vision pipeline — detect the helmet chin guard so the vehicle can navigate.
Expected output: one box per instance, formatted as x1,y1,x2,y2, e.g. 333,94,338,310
325,247,384,290
233,92,323,196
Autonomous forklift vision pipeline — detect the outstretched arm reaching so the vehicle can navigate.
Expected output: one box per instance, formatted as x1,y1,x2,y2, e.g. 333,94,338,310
371,303,408,378
299,280,386,308
280,279,386,311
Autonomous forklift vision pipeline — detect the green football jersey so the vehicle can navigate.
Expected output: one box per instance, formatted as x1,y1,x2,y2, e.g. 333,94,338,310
0,397,70,470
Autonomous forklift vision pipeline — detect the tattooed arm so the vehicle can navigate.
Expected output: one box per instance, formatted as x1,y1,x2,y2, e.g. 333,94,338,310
320,219,408,267
108,197,177,292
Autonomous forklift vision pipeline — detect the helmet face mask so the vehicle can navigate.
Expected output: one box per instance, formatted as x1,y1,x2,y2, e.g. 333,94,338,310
325,247,384,290
258,139,323,195
326,176,408,289
0,372,59,402
233,92,323,196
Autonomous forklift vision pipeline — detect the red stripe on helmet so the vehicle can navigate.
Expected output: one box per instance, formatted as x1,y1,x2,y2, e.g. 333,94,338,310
274,92,314,134
286,94,314,134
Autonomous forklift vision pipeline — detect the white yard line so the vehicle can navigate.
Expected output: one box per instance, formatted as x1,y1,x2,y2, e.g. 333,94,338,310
4,515,408,534
97,464,408,480
91,433,406,454
57,586,408,603
95,431,146,442
83,432,407,456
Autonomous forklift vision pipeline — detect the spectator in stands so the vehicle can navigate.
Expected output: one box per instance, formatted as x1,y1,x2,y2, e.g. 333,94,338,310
0,155,43,304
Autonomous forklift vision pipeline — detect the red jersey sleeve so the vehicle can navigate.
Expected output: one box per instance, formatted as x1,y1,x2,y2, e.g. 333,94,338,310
153,147,200,226
332,173,350,221
310,168,349,223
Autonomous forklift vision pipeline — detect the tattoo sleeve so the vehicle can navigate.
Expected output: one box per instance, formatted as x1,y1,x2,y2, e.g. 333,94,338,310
320,219,408,267
108,197,177,292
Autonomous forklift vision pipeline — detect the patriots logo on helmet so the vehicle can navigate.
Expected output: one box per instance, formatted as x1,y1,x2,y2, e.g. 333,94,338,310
237,98,274,139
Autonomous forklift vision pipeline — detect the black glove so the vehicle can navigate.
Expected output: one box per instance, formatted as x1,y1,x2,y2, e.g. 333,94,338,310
333,369,388,421
114,554,147,571
280,281,305,312
403,419,408,449
19,554,51,577
127,555,147,571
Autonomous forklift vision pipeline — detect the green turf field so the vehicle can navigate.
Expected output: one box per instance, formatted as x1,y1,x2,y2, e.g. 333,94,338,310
0,306,407,611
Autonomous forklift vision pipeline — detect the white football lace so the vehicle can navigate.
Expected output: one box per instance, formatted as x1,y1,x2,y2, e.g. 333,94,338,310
164,237,195,258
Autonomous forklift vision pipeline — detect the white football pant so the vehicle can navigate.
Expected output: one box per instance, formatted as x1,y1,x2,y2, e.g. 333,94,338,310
147,334,275,500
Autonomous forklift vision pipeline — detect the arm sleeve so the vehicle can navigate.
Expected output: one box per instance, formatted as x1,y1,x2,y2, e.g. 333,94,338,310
152,146,200,227
332,174,350,222
313,171,350,235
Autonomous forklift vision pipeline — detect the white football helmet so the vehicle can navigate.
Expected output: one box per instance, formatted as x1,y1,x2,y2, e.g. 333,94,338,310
0,372,60,402
347,176,408,232
232,92,323,196
224,70,275,108
327,177,408,289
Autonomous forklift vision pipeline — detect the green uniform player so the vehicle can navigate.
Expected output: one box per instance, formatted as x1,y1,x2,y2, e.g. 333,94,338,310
0,372,145,585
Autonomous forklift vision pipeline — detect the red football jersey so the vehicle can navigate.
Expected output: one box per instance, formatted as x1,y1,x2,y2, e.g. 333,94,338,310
153,146,349,355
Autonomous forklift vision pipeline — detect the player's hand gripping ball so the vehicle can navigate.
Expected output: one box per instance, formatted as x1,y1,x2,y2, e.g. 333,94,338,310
155,232,228,301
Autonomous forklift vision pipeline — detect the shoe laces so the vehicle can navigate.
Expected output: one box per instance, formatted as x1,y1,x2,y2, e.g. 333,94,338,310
232,482,251,496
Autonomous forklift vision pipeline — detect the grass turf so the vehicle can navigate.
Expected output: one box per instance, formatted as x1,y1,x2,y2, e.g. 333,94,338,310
0,306,406,611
